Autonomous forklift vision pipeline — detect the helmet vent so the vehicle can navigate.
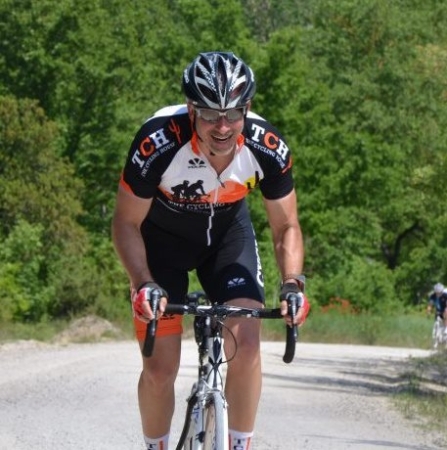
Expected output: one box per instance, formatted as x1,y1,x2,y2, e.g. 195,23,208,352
183,52,256,109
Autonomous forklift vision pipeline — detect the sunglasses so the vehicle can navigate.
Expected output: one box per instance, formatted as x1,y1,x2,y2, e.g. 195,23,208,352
194,107,246,123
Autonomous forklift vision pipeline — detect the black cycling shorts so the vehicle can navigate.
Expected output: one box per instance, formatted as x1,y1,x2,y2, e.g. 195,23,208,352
143,200,265,306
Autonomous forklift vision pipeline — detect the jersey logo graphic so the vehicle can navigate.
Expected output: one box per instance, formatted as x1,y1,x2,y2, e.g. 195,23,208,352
170,179,209,202
254,235,264,287
168,119,182,144
188,158,206,168
245,171,260,190
227,278,246,288
249,122,290,167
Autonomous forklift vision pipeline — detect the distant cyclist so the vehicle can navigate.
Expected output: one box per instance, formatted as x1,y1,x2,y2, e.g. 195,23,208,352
427,282,447,331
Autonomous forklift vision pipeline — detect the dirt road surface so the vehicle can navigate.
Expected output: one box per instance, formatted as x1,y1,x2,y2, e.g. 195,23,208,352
0,340,444,450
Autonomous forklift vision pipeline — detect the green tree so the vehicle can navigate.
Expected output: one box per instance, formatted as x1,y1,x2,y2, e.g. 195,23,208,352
3,0,447,320
0,220,53,321
0,95,93,320
253,0,447,308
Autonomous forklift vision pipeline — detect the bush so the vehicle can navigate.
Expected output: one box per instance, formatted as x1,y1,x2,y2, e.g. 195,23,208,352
0,220,53,321
309,256,402,314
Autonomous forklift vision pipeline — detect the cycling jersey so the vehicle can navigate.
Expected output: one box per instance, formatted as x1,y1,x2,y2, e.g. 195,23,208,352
120,104,297,338
120,105,294,247
428,292,447,316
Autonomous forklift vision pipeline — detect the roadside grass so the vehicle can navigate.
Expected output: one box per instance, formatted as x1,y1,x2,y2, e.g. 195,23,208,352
1,308,434,348
0,315,136,344
262,309,434,349
394,351,447,446
0,319,69,342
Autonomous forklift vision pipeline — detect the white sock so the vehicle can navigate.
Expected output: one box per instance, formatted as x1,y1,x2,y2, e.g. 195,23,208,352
229,429,254,450
144,433,169,450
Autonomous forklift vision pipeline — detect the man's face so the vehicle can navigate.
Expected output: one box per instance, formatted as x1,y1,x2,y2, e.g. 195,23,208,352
188,103,249,157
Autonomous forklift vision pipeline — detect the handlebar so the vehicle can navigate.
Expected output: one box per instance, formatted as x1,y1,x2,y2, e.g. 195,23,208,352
143,289,161,357
142,290,302,363
283,292,301,363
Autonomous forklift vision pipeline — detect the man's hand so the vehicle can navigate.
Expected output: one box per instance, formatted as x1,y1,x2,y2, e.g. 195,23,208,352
280,282,310,326
132,282,168,323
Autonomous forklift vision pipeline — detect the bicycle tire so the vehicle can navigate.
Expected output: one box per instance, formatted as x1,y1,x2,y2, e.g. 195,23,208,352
202,391,228,450
178,395,200,450
182,410,198,450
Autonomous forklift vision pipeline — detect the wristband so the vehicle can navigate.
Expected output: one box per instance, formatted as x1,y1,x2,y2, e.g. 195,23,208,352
136,281,156,292
281,274,306,292
136,281,168,298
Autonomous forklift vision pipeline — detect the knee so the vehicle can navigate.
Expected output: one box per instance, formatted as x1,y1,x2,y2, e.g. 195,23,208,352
141,357,179,389
231,334,261,367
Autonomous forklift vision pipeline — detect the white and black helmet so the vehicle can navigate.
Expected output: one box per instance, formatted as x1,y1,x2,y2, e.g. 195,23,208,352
434,282,445,294
182,52,256,109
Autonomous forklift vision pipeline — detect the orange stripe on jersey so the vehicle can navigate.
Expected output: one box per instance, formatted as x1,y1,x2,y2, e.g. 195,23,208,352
236,133,245,150
211,180,249,202
119,173,135,194
282,156,292,173
191,132,201,155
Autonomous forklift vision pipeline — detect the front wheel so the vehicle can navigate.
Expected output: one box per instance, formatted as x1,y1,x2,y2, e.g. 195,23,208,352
202,391,228,450
432,318,443,349
181,398,200,450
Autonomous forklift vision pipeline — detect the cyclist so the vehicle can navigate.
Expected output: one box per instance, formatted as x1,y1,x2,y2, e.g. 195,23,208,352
427,282,447,330
112,51,310,450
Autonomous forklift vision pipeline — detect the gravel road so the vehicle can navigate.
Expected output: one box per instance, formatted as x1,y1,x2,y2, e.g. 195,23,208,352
0,339,444,450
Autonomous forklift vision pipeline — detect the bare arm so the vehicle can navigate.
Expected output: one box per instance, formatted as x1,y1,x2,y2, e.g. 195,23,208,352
263,189,304,281
111,185,154,289
264,190,305,325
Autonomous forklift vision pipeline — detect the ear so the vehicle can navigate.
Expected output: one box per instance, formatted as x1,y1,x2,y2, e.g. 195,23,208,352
187,102,195,120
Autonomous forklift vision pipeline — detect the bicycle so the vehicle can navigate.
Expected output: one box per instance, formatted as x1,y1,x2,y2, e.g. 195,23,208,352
142,289,302,450
432,315,447,350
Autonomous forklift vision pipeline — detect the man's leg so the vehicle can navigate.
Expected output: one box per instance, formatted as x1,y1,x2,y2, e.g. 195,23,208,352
223,298,262,432
138,334,182,438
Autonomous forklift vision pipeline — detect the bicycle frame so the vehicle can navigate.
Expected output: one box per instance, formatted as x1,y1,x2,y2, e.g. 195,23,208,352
432,316,446,350
196,316,225,389
179,315,229,449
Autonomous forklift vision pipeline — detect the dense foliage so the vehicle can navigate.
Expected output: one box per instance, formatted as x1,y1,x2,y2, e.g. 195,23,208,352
1,0,447,323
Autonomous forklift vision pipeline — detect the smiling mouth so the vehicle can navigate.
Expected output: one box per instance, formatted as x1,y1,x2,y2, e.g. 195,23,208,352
212,134,232,142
